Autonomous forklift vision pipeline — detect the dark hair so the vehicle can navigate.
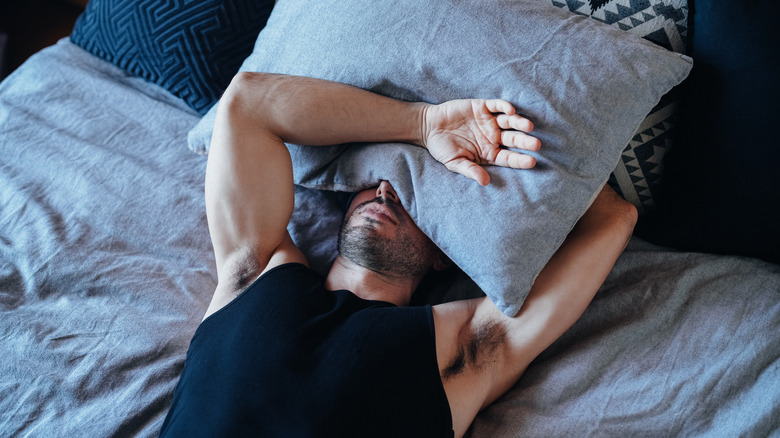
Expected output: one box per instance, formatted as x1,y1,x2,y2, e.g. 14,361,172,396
409,265,458,306
334,191,360,214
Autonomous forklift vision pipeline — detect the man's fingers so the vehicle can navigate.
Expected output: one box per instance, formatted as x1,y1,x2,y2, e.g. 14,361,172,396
496,114,534,132
500,131,542,151
446,158,490,186
444,151,534,185
493,149,537,169
485,99,516,116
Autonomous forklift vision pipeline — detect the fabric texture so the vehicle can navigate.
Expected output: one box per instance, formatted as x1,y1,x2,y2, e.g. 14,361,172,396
70,0,275,114
188,0,692,316
161,263,453,437
467,238,780,437
0,39,207,437
637,0,780,264
545,0,689,213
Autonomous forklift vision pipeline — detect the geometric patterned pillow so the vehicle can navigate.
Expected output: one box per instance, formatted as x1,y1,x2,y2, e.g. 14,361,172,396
70,0,276,115
545,0,689,213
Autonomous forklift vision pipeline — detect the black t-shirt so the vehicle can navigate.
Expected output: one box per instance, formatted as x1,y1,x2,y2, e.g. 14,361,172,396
160,263,453,437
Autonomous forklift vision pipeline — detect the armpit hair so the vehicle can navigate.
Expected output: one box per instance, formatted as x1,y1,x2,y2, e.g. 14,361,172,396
442,318,507,380
225,249,263,292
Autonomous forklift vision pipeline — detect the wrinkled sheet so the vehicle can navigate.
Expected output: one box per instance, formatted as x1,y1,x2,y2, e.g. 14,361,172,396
469,240,780,437
1,40,778,437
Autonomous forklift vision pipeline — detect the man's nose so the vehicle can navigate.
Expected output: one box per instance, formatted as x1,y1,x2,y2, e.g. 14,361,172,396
376,180,400,203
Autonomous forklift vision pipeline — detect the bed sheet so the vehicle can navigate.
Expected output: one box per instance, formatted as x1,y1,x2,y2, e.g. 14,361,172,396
469,238,780,437
0,39,211,436
1,39,778,437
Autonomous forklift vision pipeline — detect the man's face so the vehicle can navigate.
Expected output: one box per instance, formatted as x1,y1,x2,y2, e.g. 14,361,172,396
338,181,437,278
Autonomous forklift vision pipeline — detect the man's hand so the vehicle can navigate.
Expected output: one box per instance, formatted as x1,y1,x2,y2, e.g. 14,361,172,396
420,99,541,186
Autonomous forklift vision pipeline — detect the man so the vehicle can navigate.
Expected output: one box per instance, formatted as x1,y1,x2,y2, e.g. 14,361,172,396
160,73,637,437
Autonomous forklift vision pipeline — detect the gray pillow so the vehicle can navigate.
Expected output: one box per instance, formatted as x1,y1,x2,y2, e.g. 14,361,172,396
188,0,691,316
542,0,690,214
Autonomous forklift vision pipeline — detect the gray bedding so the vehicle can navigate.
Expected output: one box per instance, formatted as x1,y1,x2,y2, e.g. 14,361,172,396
0,40,778,437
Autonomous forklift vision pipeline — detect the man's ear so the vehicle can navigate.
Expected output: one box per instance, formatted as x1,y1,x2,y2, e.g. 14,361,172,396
432,251,453,271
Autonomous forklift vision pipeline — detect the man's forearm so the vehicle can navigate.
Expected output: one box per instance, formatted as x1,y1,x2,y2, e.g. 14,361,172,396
222,72,427,147
509,186,637,355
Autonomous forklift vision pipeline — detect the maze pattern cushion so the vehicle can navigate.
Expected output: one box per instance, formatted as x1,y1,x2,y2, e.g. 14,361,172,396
546,0,688,213
70,0,275,115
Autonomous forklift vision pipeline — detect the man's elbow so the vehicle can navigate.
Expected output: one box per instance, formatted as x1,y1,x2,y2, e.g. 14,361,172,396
219,72,271,118
606,199,637,256
211,72,283,153
576,185,638,239
618,200,638,233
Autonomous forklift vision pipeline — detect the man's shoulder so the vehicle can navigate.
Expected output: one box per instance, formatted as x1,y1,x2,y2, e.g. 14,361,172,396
205,260,315,320
204,233,310,319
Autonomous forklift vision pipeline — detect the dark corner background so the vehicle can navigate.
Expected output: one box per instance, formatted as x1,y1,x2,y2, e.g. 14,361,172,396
0,0,87,80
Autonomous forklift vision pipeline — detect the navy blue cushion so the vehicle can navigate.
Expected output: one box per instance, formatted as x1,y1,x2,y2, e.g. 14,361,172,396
70,0,275,114
638,0,780,263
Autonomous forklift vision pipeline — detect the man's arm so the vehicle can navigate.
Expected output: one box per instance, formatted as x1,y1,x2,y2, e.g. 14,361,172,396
433,185,637,437
204,72,540,317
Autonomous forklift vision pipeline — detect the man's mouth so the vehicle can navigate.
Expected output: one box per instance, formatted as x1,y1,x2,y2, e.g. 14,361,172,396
356,198,400,225
362,206,398,225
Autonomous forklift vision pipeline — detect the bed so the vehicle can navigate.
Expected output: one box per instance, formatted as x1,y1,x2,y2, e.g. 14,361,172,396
1,0,778,437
